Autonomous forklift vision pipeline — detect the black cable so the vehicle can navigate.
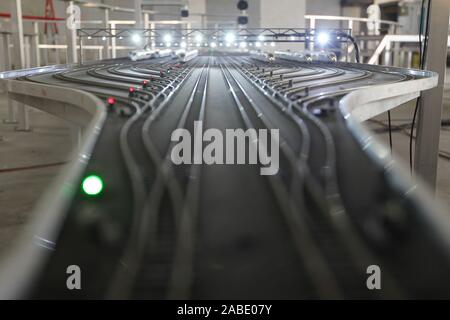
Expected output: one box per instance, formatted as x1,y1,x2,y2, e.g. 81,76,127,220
388,110,393,152
409,0,430,173
337,32,360,63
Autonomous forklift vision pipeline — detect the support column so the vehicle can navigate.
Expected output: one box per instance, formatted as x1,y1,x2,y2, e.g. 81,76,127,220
102,9,110,59
15,102,30,131
414,0,450,190
111,23,116,59
144,13,149,29
1,32,16,124
24,36,31,68
10,0,29,131
10,0,25,69
31,22,41,67
66,1,78,64
0,33,12,71
134,0,143,28
3,93,17,124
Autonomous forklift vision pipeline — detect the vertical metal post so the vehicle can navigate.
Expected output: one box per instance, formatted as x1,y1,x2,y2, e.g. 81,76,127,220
150,22,155,48
134,0,143,28
309,18,315,51
144,12,149,29
43,34,49,65
0,33,12,71
111,23,116,59
10,0,25,69
10,0,29,131
414,0,450,190
31,22,40,67
15,102,30,131
407,50,413,68
399,50,405,68
393,42,400,66
54,34,61,65
66,1,78,64
24,36,31,68
102,9,110,59
3,93,17,124
383,41,392,66
2,32,16,124
78,35,83,65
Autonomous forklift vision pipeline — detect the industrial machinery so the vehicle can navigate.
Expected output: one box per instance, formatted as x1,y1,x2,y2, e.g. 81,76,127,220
0,26,449,299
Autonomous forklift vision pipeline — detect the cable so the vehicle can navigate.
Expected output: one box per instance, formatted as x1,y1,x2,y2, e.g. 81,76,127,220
388,110,393,153
337,32,360,63
409,0,430,173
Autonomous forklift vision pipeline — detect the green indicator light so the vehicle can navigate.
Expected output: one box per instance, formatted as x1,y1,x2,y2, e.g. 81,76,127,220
82,175,104,196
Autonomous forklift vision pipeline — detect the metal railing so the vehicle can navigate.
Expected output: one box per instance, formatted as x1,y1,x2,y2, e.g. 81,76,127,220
305,14,402,34
368,34,450,67
0,65,107,298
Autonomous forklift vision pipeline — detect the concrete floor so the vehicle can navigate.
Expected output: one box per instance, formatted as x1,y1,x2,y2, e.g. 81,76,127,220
0,68,449,258
0,98,72,256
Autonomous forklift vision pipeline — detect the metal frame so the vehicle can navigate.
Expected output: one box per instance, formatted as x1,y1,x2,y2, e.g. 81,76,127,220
77,27,352,43
414,0,450,189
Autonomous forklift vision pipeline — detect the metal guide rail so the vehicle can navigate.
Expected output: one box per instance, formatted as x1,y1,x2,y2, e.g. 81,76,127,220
0,53,449,299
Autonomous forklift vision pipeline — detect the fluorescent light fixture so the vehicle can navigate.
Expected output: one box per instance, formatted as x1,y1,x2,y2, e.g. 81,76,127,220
210,42,217,48
255,42,261,47
195,34,203,43
239,41,247,48
180,41,187,48
258,35,265,41
270,42,275,47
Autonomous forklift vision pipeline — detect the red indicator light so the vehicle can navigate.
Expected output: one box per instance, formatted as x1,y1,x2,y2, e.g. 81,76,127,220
107,97,115,105
129,87,135,93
